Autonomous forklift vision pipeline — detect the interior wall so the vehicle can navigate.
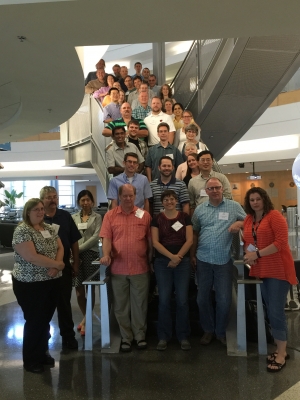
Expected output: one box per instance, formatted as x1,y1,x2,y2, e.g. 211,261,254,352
75,181,107,206
226,170,297,211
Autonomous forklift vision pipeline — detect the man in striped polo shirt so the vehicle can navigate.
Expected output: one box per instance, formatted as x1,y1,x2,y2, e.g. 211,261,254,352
149,156,190,216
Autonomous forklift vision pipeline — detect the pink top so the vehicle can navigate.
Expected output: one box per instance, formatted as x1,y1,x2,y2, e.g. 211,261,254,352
93,86,110,102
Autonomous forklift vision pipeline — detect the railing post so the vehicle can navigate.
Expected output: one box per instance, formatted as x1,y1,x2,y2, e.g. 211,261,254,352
153,43,165,85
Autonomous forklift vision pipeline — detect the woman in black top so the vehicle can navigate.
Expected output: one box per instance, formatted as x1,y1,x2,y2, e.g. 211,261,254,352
151,190,193,351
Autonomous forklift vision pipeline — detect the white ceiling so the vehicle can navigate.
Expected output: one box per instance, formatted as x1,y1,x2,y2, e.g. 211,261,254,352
1,0,300,143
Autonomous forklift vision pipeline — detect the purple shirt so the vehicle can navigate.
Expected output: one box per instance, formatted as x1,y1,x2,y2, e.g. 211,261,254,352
103,103,121,122
93,86,110,102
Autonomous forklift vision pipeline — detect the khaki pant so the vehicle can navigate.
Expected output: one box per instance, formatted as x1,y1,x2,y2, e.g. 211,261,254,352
111,272,149,342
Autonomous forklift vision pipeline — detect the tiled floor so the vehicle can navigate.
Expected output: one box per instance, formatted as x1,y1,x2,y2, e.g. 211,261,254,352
1,251,300,400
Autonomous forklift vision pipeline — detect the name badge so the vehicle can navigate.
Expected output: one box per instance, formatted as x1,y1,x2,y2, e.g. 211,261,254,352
78,222,88,230
52,223,60,234
200,189,208,197
41,230,51,238
247,244,256,252
219,212,229,220
166,153,174,160
135,209,145,219
172,221,183,231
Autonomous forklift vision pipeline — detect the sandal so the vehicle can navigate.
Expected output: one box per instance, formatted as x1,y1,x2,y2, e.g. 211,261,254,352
267,359,286,373
137,340,147,350
266,352,290,363
77,324,82,331
80,325,85,336
120,341,132,353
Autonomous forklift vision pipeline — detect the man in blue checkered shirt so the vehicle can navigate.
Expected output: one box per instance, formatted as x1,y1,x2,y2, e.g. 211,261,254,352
191,177,245,346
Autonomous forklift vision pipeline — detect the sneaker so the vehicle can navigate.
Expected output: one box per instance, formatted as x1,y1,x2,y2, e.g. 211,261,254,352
200,332,214,345
180,339,191,351
217,336,227,345
62,337,78,350
156,340,167,351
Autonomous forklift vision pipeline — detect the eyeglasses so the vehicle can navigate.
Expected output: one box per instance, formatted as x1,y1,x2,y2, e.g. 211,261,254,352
125,160,138,164
31,207,44,212
199,158,212,163
183,115,192,118
206,186,222,191
186,130,196,134
44,195,58,200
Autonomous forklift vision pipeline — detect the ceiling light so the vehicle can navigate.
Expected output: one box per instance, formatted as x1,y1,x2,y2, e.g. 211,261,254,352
225,135,299,156
223,164,227,166
276,160,281,163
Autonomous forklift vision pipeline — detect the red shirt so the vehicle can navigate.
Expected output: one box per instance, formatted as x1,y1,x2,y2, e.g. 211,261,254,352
100,206,151,275
243,210,297,284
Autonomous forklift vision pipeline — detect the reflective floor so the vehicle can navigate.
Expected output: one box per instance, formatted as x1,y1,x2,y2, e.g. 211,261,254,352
1,251,300,400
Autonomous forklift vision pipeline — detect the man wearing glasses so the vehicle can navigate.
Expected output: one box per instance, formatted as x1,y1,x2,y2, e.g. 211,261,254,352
40,186,81,350
188,150,232,216
107,153,152,212
191,177,245,346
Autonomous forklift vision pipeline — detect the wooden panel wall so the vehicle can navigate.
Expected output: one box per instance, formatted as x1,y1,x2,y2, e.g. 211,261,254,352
226,170,297,211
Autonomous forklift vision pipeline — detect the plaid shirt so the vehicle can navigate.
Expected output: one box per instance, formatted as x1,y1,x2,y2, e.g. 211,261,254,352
100,206,151,275
132,105,152,120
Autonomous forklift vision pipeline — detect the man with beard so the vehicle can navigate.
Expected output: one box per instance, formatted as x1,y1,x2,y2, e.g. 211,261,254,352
149,155,189,216
144,97,175,146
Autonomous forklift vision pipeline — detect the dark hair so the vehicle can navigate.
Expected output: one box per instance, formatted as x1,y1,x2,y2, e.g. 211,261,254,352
109,87,119,95
77,190,94,206
112,125,126,136
113,64,120,68
149,74,157,79
159,156,173,166
124,75,132,81
118,184,136,196
22,198,44,226
244,187,274,215
157,122,170,132
162,98,173,112
184,153,199,180
133,76,142,82
124,152,138,162
172,102,184,113
134,62,142,67
159,84,172,100
127,119,139,128
197,150,213,161
106,74,116,84
161,189,178,202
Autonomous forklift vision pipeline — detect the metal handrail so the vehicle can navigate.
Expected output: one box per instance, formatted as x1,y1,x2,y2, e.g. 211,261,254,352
170,40,197,88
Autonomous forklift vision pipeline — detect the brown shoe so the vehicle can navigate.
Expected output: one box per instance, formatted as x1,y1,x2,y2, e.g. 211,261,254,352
200,332,214,345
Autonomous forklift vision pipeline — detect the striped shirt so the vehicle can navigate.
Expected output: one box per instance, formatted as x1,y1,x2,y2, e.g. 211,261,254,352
243,210,297,284
105,117,147,132
192,198,246,265
150,177,190,216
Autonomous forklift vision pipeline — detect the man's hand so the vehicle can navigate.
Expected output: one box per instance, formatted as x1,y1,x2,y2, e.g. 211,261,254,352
228,221,243,233
72,261,79,277
190,256,197,270
100,255,111,266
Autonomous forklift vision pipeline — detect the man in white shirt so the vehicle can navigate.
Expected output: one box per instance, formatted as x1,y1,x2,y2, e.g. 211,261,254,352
144,97,176,146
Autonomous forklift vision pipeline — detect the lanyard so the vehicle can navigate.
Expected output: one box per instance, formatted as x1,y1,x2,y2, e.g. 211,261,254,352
251,213,264,248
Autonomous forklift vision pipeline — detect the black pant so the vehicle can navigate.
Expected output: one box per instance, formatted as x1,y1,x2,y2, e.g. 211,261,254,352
12,276,59,366
57,267,75,339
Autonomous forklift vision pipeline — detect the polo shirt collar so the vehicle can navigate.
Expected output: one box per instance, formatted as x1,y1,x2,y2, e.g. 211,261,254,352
157,142,172,149
116,205,138,214
112,142,130,151
157,176,176,185
206,197,225,207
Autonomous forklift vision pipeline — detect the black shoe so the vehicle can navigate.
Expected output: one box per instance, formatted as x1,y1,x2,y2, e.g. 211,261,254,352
62,337,78,350
24,363,44,374
42,354,55,367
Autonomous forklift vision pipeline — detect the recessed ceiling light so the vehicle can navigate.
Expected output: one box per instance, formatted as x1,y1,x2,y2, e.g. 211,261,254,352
245,172,249,173
223,164,227,166
227,172,231,174
276,160,281,163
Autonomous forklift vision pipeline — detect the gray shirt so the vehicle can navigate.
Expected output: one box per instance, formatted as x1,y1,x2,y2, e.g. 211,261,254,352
188,171,232,210
106,142,144,169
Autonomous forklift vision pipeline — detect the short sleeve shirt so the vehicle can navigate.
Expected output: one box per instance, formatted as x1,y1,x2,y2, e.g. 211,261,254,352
12,223,61,282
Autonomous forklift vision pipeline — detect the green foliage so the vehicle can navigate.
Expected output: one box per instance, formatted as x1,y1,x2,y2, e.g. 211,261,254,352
3,189,24,208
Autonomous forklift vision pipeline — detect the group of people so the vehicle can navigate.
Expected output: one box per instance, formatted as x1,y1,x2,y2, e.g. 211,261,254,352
12,59,297,375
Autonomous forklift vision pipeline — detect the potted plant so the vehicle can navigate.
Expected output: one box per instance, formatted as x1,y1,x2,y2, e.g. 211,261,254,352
3,189,23,208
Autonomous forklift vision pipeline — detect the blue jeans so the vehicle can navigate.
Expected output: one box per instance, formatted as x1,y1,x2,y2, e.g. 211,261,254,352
260,278,290,341
154,256,191,341
196,259,233,338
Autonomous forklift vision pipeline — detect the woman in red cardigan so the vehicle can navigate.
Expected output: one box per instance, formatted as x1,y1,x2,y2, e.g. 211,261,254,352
243,187,297,373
